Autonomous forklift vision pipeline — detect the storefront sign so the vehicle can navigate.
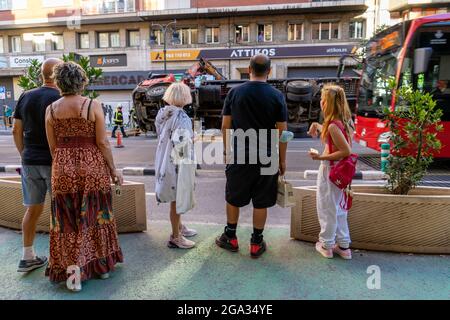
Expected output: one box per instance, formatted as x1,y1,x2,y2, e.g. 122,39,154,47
90,54,127,67
0,57,7,68
88,70,185,90
9,56,45,68
151,50,200,62
151,45,355,62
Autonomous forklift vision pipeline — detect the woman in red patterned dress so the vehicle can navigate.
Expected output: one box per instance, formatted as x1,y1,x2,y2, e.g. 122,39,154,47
45,62,123,291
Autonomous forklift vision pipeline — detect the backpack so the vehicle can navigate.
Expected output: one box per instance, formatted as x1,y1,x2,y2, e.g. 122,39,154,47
328,120,358,210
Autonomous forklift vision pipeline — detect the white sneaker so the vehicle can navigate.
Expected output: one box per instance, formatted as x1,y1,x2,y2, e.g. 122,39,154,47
180,224,197,237
99,273,110,280
168,235,196,249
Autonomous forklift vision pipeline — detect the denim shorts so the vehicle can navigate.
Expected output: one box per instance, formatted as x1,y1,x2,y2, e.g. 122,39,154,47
21,165,52,206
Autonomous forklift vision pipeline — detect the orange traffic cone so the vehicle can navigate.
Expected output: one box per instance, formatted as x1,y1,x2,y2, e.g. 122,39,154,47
115,132,124,148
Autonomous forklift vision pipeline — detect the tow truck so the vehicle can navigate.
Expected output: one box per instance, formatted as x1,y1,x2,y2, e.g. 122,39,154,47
132,57,359,136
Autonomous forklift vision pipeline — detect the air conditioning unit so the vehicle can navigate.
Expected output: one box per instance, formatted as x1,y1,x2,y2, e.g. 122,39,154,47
0,177,147,233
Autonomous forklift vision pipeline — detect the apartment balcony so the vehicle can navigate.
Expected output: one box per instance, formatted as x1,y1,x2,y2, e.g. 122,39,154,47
389,0,450,13
81,0,136,15
139,1,367,21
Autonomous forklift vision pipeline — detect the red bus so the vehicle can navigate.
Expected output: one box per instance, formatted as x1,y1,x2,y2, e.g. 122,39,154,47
355,13,450,158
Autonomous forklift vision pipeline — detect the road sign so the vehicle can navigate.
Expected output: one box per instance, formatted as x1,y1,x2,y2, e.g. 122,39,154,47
0,86,5,100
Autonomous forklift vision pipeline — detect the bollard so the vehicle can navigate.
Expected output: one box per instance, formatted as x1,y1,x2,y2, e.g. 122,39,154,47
381,143,390,172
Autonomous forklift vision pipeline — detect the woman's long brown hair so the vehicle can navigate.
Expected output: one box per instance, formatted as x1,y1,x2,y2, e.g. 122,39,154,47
320,84,353,142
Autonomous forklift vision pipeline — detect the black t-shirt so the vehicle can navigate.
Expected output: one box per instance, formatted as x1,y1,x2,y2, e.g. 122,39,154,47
13,86,61,166
222,81,288,162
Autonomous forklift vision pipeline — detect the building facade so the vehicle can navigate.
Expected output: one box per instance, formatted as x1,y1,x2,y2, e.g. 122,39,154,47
0,0,390,113
389,0,450,23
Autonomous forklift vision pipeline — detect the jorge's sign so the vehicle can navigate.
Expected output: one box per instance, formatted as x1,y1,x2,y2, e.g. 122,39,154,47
90,54,127,67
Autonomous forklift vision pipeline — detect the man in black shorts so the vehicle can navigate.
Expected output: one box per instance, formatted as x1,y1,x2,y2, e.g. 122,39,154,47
216,54,288,258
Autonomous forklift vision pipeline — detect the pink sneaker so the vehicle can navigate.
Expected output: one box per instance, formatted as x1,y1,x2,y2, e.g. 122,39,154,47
315,242,333,258
333,245,352,260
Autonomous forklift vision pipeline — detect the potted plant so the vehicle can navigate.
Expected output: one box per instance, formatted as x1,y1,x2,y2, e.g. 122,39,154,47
384,86,443,194
290,86,450,254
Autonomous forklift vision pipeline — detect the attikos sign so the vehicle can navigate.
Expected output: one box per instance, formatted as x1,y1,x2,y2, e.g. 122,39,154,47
151,44,355,61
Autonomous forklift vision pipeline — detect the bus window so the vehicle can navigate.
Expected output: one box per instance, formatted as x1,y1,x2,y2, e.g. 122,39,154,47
358,53,398,118
413,25,450,120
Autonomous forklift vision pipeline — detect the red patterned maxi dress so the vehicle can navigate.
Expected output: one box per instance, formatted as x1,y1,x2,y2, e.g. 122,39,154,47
45,102,123,282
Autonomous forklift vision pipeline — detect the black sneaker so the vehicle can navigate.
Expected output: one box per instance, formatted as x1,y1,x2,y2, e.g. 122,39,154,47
250,240,267,259
17,256,48,273
215,232,239,252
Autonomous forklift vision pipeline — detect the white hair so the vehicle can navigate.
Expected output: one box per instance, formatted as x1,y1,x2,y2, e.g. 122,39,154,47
163,82,192,107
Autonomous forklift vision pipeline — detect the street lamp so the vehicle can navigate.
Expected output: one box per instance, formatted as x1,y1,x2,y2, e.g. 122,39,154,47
150,20,178,74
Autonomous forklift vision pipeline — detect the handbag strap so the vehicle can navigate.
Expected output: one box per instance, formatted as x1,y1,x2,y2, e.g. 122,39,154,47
327,120,349,166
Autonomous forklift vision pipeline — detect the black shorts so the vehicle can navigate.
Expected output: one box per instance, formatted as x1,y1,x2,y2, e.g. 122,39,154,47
225,164,279,209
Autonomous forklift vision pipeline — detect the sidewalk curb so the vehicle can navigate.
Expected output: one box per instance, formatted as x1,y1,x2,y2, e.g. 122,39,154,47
0,165,21,173
122,167,155,176
304,169,387,180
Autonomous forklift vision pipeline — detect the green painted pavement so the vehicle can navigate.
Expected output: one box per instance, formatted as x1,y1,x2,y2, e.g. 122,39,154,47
0,222,448,300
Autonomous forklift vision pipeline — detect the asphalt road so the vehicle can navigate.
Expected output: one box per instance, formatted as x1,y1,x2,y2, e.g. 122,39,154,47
0,133,376,172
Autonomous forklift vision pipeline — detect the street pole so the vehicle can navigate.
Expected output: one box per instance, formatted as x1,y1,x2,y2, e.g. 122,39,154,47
163,33,167,74
152,20,176,75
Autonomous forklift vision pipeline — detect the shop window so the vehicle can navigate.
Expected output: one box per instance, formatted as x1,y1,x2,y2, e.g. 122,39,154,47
179,28,198,45
235,25,250,43
288,23,303,41
78,33,89,49
127,30,140,47
0,0,12,10
312,22,340,40
349,20,365,39
205,27,219,44
9,36,21,53
97,31,120,48
33,34,46,52
257,24,272,42
52,34,64,50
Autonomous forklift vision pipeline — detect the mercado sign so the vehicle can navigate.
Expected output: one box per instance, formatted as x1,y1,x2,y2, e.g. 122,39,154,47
151,45,355,62
88,70,186,90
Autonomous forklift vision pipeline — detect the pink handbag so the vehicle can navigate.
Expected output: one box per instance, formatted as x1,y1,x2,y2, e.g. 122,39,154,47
328,120,358,210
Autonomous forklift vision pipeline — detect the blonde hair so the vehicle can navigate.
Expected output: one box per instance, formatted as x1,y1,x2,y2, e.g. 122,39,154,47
163,82,192,107
320,84,353,142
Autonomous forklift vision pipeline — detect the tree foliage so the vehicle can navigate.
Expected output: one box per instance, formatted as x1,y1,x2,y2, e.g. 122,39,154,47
17,53,103,99
17,59,43,91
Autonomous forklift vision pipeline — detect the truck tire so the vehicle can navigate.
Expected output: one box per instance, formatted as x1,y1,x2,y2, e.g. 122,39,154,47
146,83,170,102
288,122,309,138
286,80,312,95
286,92,312,103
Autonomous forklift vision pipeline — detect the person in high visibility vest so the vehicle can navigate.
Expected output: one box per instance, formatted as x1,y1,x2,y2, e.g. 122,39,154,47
111,105,128,138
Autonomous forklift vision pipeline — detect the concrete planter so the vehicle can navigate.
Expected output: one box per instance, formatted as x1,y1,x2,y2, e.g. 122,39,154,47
0,176,147,233
291,185,450,254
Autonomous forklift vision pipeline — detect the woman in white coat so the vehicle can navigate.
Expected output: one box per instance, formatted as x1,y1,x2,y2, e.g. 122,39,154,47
154,82,197,249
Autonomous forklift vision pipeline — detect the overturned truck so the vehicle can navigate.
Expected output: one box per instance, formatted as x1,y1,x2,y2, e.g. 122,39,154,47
132,59,358,137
